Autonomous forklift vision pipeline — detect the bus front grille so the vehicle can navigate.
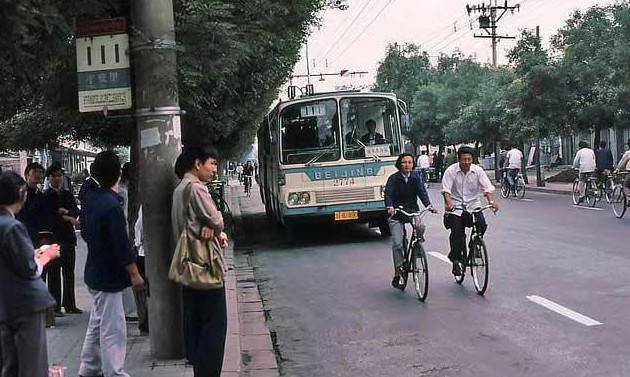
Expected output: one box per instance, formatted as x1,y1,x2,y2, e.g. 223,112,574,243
315,187,376,204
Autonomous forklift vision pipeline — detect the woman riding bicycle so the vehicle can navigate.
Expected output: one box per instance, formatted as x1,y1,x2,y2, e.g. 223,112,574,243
441,147,498,277
384,153,437,289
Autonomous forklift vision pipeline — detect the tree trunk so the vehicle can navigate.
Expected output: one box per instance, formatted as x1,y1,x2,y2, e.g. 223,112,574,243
521,141,529,184
535,136,545,187
494,140,501,182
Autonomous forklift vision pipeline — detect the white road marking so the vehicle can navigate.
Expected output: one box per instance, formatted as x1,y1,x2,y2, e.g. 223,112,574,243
520,199,534,202
526,295,603,327
428,252,452,265
572,205,604,211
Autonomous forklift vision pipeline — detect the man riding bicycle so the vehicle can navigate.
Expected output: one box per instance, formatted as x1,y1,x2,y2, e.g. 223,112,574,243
503,143,523,189
385,153,437,289
615,138,630,196
572,141,596,202
242,161,254,194
441,147,498,277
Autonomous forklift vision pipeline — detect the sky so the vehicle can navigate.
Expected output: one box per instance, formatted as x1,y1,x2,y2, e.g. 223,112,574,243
287,0,617,95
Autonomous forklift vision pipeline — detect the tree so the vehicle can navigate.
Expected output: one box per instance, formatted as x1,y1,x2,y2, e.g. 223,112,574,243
0,0,326,159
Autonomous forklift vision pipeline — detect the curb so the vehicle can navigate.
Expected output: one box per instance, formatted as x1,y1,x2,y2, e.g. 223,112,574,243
225,182,280,377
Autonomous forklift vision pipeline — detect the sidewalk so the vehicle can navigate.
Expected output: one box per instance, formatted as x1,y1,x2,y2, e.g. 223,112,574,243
46,182,277,376
484,166,573,195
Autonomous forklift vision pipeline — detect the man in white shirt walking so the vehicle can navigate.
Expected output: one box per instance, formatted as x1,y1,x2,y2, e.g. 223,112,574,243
572,141,597,201
504,144,524,189
441,147,498,276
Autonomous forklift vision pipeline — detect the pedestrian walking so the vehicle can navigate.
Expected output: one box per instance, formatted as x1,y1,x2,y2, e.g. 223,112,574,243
0,170,61,377
42,164,82,315
78,151,144,377
171,147,229,377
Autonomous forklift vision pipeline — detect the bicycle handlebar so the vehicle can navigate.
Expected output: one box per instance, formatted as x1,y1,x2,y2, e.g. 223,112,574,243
395,206,435,218
445,204,495,215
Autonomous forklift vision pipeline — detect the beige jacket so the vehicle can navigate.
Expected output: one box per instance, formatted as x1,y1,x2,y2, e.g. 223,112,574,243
171,173,224,248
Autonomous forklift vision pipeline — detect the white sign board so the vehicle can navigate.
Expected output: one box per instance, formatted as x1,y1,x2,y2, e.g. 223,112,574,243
76,20,132,112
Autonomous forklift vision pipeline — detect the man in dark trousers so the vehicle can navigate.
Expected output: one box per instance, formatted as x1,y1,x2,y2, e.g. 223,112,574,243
43,164,81,315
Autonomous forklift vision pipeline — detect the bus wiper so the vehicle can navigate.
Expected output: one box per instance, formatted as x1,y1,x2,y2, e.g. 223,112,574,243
355,139,381,162
305,146,337,166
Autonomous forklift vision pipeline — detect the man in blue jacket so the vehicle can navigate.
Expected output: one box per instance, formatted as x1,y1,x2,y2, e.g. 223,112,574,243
385,153,437,289
78,151,144,377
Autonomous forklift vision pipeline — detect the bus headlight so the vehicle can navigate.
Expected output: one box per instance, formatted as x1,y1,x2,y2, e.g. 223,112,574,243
299,192,311,205
288,193,299,206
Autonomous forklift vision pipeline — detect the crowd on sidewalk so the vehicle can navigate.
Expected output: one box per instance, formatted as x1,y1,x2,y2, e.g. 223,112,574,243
1,146,231,377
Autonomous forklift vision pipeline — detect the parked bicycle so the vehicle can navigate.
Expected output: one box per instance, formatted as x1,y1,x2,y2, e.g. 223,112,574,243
500,168,525,199
446,205,493,295
572,172,599,207
611,171,629,218
208,179,233,233
395,206,435,301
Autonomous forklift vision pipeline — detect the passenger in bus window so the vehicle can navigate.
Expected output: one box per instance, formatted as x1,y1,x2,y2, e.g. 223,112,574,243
360,119,385,145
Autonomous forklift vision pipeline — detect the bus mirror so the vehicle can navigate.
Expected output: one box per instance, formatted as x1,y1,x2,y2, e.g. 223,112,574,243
401,114,410,131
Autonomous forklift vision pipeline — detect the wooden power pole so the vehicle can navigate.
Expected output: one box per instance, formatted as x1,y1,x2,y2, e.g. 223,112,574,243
131,0,184,358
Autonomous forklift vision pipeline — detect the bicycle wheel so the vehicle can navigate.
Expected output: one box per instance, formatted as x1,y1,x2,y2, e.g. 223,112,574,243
586,181,598,207
612,185,627,219
411,241,428,301
500,179,510,198
470,238,489,295
571,179,580,205
515,177,526,199
605,177,614,203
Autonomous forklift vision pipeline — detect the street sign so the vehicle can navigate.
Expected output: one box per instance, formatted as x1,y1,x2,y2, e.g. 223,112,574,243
75,18,132,113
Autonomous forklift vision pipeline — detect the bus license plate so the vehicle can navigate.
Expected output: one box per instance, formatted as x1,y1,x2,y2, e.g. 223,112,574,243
334,210,358,221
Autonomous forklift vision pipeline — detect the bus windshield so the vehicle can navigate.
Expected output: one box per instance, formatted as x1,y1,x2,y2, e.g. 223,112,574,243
280,99,340,165
341,97,401,160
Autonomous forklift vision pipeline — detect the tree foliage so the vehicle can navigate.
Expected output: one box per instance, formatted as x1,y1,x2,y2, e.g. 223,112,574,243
0,0,325,158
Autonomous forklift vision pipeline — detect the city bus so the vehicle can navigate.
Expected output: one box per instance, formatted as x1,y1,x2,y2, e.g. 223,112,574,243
257,90,408,235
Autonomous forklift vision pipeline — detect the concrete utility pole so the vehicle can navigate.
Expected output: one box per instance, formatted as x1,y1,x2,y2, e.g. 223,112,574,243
131,0,183,358
467,0,519,181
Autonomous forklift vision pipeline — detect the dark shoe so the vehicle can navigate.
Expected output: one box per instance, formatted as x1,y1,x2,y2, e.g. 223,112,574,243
391,277,400,289
125,316,139,322
54,309,65,318
451,262,463,276
65,307,83,314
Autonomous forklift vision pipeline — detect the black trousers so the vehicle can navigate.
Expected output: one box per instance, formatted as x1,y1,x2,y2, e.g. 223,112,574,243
182,286,227,377
0,311,48,377
43,243,77,310
132,255,149,331
445,212,487,263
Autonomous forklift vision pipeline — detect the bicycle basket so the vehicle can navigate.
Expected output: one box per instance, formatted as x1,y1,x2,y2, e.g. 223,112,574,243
412,215,426,236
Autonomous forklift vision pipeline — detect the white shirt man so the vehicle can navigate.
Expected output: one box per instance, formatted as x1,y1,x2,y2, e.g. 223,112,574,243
573,147,596,173
505,147,523,169
417,154,430,170
441,161,496,211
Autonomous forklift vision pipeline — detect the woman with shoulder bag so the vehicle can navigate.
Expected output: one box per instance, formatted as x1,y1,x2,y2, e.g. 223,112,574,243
170,147,229,377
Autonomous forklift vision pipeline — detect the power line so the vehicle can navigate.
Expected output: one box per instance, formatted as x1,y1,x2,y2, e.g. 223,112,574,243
319,0,376,63
328,0,395,64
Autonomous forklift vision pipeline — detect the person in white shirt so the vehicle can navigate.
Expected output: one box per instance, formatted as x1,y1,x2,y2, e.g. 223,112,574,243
441,147,498,276
572,141,597,201
416,151,431,183
615,138,630,196
504,144,524,188
132,206,148,334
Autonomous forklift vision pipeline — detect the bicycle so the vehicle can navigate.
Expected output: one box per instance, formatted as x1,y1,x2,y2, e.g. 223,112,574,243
446,205,493,296
208,180,233,234
572,172,599,207
500,168,525,199
611,171,629,218
394,206,435,301
243,174,253,197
